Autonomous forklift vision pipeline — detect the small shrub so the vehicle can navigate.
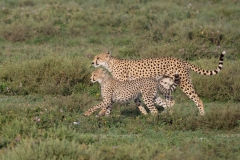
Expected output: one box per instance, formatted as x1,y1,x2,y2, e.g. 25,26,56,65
3,24,33,42
1,138,89,160
193,60,240,101
156,103,240,131
0,55,91,95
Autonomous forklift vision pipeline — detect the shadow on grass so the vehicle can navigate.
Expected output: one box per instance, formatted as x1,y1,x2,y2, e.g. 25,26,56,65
120,105,165,117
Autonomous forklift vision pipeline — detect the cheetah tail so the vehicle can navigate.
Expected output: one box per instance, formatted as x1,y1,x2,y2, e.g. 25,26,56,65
169,73,180,92
187,51,226,76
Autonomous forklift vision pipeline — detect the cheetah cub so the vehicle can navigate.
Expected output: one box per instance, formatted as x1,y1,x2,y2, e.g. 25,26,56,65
84,68,179,117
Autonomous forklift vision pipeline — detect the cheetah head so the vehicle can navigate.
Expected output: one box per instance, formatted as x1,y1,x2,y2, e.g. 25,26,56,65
92,52,111,68
90,68,107,83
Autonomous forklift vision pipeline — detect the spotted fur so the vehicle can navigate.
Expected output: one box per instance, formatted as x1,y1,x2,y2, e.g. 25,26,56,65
92,51,226,115
83,68,180,116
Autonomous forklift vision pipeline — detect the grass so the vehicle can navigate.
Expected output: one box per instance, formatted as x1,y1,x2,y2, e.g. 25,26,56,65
0,95,240,159
0,0,240,159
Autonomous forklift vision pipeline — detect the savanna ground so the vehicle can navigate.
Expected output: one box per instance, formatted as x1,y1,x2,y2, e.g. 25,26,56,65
0,0,240,159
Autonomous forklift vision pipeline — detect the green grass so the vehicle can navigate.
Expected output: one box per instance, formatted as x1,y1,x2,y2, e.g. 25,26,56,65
0,95,240,159
0,0,240,159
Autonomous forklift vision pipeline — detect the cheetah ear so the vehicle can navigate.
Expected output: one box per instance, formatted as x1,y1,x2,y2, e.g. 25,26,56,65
106,51,111,55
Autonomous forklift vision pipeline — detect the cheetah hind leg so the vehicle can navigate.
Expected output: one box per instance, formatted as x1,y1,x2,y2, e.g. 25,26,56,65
134,97,148,115
154,96,167,108
142,93,158,115
154,96,173,114
165,100,174,114
97,97,149,117
159,77,176,108
163,92,175,114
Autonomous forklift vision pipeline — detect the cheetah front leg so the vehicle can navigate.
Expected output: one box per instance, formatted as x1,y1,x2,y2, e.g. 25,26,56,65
84,100,111,116
97,105,112,117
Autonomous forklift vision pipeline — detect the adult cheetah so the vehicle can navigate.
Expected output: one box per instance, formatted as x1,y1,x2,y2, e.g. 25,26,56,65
83,68,180,116
91,51,226,115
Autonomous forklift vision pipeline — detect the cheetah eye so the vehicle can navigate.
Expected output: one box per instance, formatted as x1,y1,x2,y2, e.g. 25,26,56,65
97,57,99,60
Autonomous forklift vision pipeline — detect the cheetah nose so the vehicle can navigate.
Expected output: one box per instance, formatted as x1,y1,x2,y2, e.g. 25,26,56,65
92,62,94,64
